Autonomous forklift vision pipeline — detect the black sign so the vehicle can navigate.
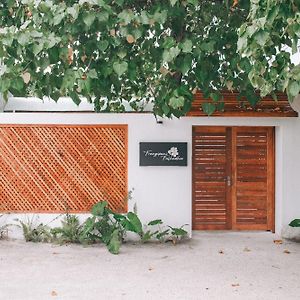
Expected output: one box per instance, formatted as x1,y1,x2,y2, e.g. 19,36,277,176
140,142,187,166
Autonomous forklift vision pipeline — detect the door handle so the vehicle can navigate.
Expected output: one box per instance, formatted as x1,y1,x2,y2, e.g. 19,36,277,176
226,176,231,187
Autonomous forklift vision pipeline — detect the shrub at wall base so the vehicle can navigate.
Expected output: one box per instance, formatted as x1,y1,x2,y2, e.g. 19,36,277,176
16,201,188,255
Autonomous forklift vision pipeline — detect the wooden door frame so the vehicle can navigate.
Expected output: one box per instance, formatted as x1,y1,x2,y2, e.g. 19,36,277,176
192,126,275,232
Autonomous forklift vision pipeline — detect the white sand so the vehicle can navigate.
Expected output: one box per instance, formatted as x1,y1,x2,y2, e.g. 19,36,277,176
0,231,299,300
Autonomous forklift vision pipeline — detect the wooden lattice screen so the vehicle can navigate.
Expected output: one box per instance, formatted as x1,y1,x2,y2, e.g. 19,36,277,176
0,125,128,213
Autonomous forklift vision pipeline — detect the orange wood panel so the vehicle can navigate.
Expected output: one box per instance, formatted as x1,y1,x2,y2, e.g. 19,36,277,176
192,126,230,230
0,125,128,213
187,91,297,117
233,127,274,231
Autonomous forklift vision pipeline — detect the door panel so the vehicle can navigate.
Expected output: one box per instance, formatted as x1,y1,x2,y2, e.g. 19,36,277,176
192,126,274,231
192,127,231,230
233,127,272,230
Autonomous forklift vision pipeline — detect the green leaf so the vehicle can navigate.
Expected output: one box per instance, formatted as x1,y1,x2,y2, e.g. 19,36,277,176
168,226,188,237
50,91,61,102
117,50,127,59
33,43,44,56
210,92,221,102
180,39,193,53
156,229,170,240
61,69,78,90
11,77,24,91
254,31,269,46
162,37,176,49
91,201,108,217
83,12,96,28
113,213,126,222
170,0,178,6
289,219,300,227
216,102,225,112
179,55,192,74
124,212,143,235
98,11,109,22
18,32,30,46
162,104,171,115
118,10,134,25
162,47,181,63
200,41,215,53
153,10,168,24
115,0,124,6
53,13,65,26
48,47,60,64
107,229,121,254
287,81,300,98
113,61,128,77
246,92,260,107
141,230,154,242
202,102,216,116
148,219,163,226
88,69,98,79
98,40,109,52
67,6,79,19
69,91,81,106
187,0,198,6
0,78,10,93
169,96,185,109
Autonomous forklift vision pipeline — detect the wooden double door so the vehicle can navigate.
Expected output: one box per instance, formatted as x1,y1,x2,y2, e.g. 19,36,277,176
192,126,275,231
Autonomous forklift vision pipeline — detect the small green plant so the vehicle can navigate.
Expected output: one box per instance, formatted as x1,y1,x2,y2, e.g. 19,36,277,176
0,215,9,240
168,225,188,244
51,214,83,244
17,198,189,255
289,219,300,227
17,217,52,243
141,219,163,243
81,201,125,254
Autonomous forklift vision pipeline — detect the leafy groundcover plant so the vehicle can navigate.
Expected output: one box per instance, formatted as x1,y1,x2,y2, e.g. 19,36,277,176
18,201,188,255
17,217,52,243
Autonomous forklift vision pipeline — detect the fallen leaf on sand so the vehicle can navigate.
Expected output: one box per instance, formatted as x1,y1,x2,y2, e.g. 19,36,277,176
283,249,291,254
232,283,240,287
51,291,57,296
243,247,251,252
219,250,224,254
273,239,283,245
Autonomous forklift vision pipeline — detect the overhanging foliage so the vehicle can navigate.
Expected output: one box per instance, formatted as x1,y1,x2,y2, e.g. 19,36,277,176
1,0,298,116
238,0,300,102
0,0,254,116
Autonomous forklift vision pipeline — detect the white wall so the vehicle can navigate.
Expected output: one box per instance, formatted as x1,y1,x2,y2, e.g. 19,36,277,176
0,111,300,237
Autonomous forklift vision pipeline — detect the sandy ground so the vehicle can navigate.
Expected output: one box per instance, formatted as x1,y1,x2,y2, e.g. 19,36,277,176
0,231,299,300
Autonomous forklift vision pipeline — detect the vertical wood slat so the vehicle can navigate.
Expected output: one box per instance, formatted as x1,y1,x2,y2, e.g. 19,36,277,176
267,127,275,232
225,127,232,230
231,127,237,230
0,125,128,213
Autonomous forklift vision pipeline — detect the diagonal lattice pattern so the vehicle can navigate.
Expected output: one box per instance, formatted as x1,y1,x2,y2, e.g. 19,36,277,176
0,125,128,213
